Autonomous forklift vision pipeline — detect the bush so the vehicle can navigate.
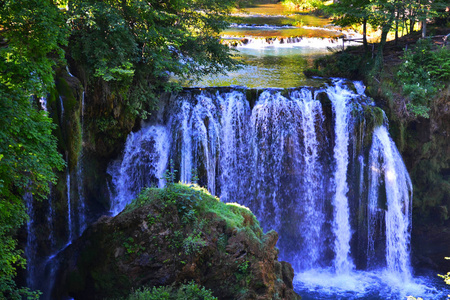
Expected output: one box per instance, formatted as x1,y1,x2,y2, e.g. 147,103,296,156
396,38,450,118
126,282,217,300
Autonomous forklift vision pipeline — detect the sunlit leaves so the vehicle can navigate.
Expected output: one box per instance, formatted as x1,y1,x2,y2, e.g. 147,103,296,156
0,0,67,297
68,0,240,119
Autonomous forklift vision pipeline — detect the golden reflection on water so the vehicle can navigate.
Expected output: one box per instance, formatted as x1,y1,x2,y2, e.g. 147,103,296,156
191,47,329,88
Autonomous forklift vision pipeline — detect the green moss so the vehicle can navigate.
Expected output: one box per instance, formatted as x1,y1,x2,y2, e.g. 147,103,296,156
124,183,263,240
363,105,384,129
125,282,218,300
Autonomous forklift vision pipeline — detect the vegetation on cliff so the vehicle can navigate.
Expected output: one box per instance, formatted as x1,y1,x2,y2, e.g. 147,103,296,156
0,0,67,298
67,0,241,157
54,183,300,300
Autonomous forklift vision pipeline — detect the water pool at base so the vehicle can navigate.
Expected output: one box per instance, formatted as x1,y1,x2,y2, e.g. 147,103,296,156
293,269,449,300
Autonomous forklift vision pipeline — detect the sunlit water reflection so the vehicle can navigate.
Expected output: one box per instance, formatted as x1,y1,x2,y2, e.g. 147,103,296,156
193,47,330,88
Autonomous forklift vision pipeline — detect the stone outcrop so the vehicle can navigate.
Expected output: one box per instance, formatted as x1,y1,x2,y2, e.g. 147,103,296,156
53,184,301,300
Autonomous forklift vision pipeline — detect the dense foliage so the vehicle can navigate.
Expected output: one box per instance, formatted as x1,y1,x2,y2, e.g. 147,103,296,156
68,0,240,119
326,0,448,56
397,39,450,117
0,0,67,298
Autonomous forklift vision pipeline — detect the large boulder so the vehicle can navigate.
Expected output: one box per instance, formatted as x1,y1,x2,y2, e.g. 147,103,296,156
53,184,301,300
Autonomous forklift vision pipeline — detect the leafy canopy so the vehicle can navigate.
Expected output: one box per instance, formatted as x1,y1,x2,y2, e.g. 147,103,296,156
0,0,67,298
68,0,240,118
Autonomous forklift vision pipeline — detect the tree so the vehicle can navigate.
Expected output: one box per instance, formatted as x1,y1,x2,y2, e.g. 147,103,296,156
67,0,240,119
0,0,67,297
326,0,372,51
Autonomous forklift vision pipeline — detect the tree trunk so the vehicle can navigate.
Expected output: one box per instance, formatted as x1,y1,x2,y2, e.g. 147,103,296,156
395,16,399,44
409,5,415,33
363,18,368,52
375,26,390,72
422,20,427,38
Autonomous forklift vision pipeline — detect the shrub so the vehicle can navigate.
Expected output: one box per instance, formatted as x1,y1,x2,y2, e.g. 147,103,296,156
396,38,450,118
126,282,217,300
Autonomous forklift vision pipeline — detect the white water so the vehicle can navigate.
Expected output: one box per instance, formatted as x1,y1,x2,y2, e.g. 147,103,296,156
328,82,354,274
218,91,251,203
59,96,64,124
66,166,73,241
227,36,344,49
39,96,48,111
108,125,170,215
369,126,413,280
294,89,325,268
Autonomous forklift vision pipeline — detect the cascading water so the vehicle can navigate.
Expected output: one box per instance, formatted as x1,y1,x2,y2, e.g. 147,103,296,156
294,89,325,269
66,161,73,241
26,87,89,300
369,126,413,280
108,125,170,215
25,193,37,290
106,81,442,299
328,82,354,274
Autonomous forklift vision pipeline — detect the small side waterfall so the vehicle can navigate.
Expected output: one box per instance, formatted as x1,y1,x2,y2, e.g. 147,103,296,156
25,193,37,289
25,83,89,299
108,126,171,215
369,126,413,280
108,81,413,283
66,165,73,241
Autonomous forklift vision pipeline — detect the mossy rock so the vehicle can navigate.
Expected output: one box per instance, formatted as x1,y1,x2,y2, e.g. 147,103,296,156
54,184,300,300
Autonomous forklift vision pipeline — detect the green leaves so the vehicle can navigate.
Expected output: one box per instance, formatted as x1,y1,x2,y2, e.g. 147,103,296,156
1,1,67,297
396,39,450,118
68,0,239,118
0,0,68,96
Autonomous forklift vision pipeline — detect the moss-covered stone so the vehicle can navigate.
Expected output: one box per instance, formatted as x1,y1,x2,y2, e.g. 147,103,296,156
53,184,301,300
55,69,84,171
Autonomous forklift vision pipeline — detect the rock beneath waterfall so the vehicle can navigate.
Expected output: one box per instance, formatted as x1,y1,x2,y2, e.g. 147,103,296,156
53,184,301,300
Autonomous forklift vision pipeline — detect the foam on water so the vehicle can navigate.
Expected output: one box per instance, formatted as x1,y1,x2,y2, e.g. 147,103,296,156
294,269,447,300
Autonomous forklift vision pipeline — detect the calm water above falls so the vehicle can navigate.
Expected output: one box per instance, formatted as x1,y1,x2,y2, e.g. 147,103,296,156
194,47,329,88
108,81,448,299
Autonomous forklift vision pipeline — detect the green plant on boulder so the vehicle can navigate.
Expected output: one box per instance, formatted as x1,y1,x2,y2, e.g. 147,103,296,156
126,281,217,300
182,231,207,255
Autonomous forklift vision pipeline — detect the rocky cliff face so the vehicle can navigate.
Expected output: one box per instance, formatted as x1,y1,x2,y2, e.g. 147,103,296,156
397,89,450,272
53,184,301,300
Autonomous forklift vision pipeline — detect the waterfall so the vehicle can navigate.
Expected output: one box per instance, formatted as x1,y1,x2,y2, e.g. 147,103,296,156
251,90,294,233
293,89,325,269
108,82,413,281
328,82,355,274
66,164,73,241
76,91,87,234
218,91,251,203
368,126,412,280
25,193,37,290
108,125,170,215
59,96,64,125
